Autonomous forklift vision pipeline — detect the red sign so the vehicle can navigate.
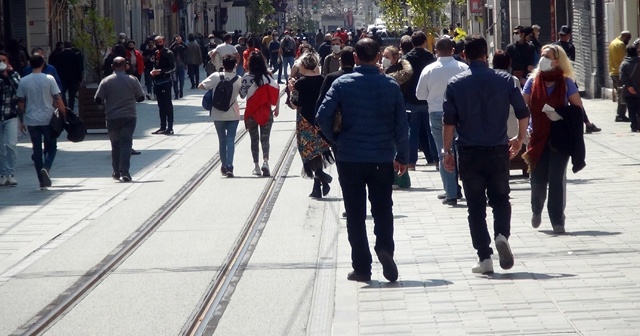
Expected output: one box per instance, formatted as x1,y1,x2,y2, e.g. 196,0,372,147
470,0,483,14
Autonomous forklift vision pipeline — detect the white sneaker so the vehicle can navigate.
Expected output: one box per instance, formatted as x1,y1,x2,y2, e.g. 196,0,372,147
252,166,262,176
6,175,17,185
495,234,514,270
472,258,494,274
0,175,7,186
261,161,270,177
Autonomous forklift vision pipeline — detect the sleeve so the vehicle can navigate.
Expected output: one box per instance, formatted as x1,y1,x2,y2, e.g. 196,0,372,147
315,75,333,113
16,79,24,98
239,74,252,99
393,87,410,164
565,78,579,97
522,77,534,94
510,79,530,119
316,80,341,143
48,75,61,95
442,83,458,126
134,77,145,99
620,63,630,86
200,74,217,90
415,68,429,101
94,81,104,100
50,67,63,91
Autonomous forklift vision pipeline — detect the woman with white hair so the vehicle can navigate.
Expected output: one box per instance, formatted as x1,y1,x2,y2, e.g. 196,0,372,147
522,44,585,234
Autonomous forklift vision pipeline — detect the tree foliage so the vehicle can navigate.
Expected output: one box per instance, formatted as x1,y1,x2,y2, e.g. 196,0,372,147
405,0,447,31
248,0,276,34
378,0,404,33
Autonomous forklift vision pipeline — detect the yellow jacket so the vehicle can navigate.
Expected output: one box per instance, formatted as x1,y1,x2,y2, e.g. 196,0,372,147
609,37,626,75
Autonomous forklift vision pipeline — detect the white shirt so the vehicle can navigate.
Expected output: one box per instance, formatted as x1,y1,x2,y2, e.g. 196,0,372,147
16,73,60,126
209,43,238,69
415,56,469,113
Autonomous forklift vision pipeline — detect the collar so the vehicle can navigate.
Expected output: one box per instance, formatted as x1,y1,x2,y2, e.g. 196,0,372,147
355,64,380,73
438,56,455,62
469,60,488,69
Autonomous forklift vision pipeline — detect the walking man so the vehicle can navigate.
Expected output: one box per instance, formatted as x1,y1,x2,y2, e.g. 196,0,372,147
186,34,203,89
56,41,83,110
442,36,530,274
0,51,20,186
609,31,632,122
170,35,187,99
151,36,176,135
95,57,145,182
16,54,67,189
317,38,409,283
415,38,468,205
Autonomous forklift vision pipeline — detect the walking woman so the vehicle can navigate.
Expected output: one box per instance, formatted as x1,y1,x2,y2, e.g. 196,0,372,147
289,52,334,198
240,51,280,177
199,55,242,177
522,44,586,234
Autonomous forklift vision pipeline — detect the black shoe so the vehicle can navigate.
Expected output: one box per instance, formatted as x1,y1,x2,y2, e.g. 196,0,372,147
615,116,631,122
121,174,132,182
585,124,601,133
163,129,174,135
442,198,457,205
221,165,228,175
131,149,141,155
112,171,121,180
320,173,332,196
347,271,371,282
145,94,151,100
152,129,166,134
174,94,179,100
40,168,52,187
226,165,234,178
309,180,322,198
376,250,398,282
179,92,183,98
437,193,447,200
342,211,347,218
438,190,463,200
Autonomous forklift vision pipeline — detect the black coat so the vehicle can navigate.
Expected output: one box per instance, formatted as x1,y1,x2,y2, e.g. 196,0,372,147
549,105,586,173
401,48,435,105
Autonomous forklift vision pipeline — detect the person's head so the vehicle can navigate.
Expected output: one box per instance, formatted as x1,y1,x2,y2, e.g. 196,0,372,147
55,42,64,50
435,37,455,57
174,35,183,44
318,29,322,33
325,34,333,42
0,51,10,70
31,47,45,57
558,25,572,41
300,44,314,55
626,44,638,58
411,31,427,48
112,56,127,71
188,34,195,42
247,51,268,83
382,46,400,68
331,37,342,54
154,36,166,49
147,39,155,49
64,40,73,49
29,53,45,69
354,38,380,65
521,27,534,42
339,46,355,69
463,35,488,62
442,28,449,35
127,40,136,50
112,44,126,56
238,37,246,45
399,35,413,55
621,31,632,45
222,54,238,71
246,38,255,48
532,24,541,37
298,52,319,72
118,32,127,42
224,33,232,43
535,44,575,79
492,50,511,71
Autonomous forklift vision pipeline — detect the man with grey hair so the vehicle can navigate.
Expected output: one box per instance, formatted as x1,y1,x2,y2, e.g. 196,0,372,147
416,38,468,205
95,56,145,182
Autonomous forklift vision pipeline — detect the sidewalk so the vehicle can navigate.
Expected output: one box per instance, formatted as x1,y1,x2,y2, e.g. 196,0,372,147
327,98,640,335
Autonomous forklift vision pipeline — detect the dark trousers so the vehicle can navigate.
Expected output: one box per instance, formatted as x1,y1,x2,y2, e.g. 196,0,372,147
611,75,628,117
270,56,282,81
406,104,437,164
458,145,511,261
173,65,186,97
27,125,57,184
626,97,640,131
337,161,395,275
187,64,200,86
144,70,154,95
154,81,174,130
107,117,136,175
530,145,570,227
61,81,80,111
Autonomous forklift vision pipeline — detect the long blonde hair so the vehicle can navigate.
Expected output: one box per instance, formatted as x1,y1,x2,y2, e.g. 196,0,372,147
531,44,575,80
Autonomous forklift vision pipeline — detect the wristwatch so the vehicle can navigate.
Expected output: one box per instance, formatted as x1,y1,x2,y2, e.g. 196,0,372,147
441,148,454,156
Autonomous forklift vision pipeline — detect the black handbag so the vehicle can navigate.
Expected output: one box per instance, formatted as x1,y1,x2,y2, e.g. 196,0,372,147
49,109,64,138
64,108,86,142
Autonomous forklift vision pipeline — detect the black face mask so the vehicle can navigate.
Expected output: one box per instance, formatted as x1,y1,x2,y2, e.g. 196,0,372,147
128,46,135,50
155,44,164,50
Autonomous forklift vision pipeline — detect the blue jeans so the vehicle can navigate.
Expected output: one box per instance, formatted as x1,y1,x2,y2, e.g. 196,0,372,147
107,117,137,175
405,103,437,164
429,112,458,199
530,145,570,227
214,120,239,167
172,65,186,97
27,125,57,184
458,145,511,261
0,118,18,176
282,56,295,81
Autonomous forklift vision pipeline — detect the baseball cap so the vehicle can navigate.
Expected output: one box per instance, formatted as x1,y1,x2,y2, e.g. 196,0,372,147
513,25,524,33
558,25,572,35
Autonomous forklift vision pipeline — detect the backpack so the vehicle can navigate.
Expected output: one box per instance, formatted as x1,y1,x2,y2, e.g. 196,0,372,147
64,109,86,143
204,74,239,112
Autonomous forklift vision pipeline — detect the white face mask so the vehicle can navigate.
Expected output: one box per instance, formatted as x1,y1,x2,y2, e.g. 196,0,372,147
331,45,341,54
210,39,215,44
0,62,7,72
538,57,554,72
382,57,392,69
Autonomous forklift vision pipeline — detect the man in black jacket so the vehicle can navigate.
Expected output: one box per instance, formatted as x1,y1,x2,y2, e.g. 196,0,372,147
56,41,84,110
316,47,355,113
402,31,437,169
506,26,536,85
169,35,187,99
150,36,176,135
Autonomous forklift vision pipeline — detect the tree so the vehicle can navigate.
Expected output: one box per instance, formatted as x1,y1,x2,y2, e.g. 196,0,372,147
378,0,405,33
405,0,447,31
248,0,276,33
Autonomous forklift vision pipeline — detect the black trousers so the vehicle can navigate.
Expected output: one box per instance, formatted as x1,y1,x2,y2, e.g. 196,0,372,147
187,64,200,86
154,81,173,130
61,81,80,111
107,117,136,175
337,161,395,275
458,145,511,261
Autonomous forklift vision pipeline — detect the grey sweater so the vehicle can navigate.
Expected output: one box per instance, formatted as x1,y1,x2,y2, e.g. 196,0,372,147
94,71,145,119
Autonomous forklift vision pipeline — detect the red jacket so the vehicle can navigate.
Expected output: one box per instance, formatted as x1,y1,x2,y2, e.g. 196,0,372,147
245,82,279,125
126,49,145,76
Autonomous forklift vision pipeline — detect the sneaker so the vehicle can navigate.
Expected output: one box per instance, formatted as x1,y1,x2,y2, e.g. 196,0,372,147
346,271,371,282
131,149,142,155
615,116,630,122
112,171,121,180
6,175,17,185
39,183,47,190
163,129,174,135
261,162,270,177
121,174,132,182
585,124,601,133
145,94,151,100
552,225,566,234
0,175,7,186
40,168,52,187
376,250,398,282
221,165,228,175
151,129,166,134
226,166,234,178
532,213,542,228
442,198,457,205
495,234,514,270
252,166,262,176
471,258,494,274
438,190,463,200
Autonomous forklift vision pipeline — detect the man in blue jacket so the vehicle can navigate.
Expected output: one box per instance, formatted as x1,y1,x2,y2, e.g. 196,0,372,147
317,38,409,283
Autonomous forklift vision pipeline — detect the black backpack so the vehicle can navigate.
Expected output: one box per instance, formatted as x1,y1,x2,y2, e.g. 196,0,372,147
212,74,239,111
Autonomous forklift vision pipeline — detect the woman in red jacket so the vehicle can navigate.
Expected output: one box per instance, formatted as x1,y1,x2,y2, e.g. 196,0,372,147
125,40,145,80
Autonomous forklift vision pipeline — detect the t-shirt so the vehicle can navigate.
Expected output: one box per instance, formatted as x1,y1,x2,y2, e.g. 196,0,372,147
94,71,145,120
240,74,279,101
16,73,60,126
294,75,324,124
523,76,578,104
210,43,238,69
200,71,242,121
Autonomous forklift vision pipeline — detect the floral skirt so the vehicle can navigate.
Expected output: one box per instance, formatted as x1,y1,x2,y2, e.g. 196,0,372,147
296,113,334,178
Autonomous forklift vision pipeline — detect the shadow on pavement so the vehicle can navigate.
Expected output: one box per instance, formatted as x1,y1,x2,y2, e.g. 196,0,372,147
539,230,622,237
362,279,453,288
399,187,433,192
567,178,607,184
486,272,576,280
316,197,342,202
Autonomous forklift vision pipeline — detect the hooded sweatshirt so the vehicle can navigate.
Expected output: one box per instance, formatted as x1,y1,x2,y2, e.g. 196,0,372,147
620,56,640,98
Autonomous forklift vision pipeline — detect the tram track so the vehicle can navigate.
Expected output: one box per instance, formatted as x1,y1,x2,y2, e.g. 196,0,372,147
15,93,295,336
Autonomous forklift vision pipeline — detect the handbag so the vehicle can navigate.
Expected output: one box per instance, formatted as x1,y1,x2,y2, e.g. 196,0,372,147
64,109,86,142
49,109,64,138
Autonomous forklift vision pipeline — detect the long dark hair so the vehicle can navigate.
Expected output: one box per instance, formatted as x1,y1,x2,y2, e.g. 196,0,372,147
248,51,269,86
